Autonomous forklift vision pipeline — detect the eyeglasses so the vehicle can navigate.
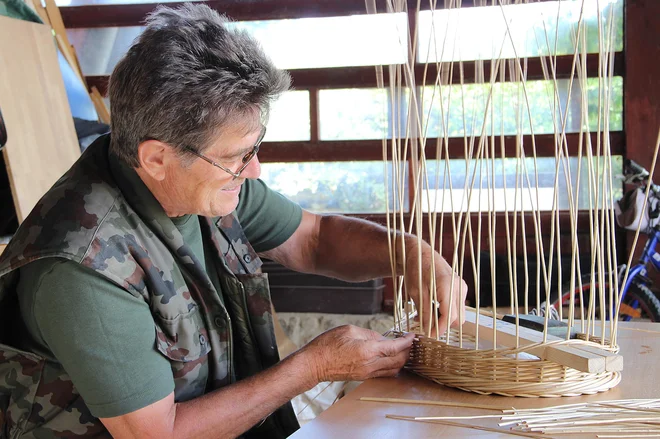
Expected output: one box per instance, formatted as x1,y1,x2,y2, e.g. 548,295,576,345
183,127,266,179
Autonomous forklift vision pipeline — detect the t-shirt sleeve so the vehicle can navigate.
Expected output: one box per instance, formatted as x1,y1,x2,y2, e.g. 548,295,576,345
236,178,303,253
22,259,174,419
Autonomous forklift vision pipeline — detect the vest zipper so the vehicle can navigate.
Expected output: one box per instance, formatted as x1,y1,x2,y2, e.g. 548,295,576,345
238,282,264,369
226,310,234,383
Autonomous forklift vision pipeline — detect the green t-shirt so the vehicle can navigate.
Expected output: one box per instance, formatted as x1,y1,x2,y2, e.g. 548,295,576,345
15,170,302,418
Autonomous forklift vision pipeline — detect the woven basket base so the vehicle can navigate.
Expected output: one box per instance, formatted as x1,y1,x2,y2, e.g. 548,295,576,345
404,332,621,397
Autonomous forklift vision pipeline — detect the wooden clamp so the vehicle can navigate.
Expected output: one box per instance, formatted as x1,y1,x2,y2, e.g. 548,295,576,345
461,310,623,374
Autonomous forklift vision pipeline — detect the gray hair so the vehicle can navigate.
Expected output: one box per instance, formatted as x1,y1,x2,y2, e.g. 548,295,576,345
108,3,291,167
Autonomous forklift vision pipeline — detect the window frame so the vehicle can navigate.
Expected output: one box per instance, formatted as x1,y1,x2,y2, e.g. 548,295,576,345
80,2,625,218
62,0,659,310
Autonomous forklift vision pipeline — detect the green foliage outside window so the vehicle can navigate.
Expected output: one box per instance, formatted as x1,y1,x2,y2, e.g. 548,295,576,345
260,162,407,213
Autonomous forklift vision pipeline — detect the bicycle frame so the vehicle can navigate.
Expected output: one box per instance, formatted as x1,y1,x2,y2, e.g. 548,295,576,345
619,227,660,319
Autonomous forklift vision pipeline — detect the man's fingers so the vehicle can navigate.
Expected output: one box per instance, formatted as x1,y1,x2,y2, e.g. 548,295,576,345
377,332,414,357
428,277,469,335
370,367,404,379
435,313,449,337
367,348,410,376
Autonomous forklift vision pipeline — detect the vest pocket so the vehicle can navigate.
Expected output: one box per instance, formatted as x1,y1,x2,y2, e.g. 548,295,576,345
153,309,212,403
1,344,108,438
0,343,44,436
153,308,212,362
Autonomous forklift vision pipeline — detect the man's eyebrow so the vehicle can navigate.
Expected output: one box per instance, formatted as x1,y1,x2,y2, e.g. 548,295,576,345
215,127,265,160
217,146,252,160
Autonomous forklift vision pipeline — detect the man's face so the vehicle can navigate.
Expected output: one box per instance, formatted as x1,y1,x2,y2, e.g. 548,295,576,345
164,121,263,218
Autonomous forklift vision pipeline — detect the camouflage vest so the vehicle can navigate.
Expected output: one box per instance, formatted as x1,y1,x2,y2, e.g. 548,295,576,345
0,136,299,438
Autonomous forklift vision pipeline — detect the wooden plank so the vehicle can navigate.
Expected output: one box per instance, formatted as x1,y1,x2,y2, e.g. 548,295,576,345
0,244,6,256
0,16,80,222
461,310,621,373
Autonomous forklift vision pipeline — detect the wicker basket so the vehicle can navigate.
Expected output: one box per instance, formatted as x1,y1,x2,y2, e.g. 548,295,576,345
401,329,621,397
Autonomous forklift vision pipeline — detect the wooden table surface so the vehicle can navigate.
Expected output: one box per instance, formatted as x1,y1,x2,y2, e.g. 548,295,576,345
291,322,659,438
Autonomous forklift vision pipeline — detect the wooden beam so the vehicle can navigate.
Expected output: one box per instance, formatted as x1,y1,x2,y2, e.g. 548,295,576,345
60,0,557,29
461,310,622,373
624,0,660,280
90,86,111,124
574,343,624,372
29,0,50,24
85,55,623,95
351,210,603,234
257,132,624,162
292,56,623,89
625,0,660,183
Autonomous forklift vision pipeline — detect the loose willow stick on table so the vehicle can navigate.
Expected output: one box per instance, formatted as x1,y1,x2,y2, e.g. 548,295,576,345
386,415,546,438
360,396,511,411
501,399,660,435
598,435,660,438
415,414,503,421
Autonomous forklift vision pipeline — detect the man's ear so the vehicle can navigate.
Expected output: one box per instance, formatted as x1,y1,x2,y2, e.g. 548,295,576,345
137,140,172,181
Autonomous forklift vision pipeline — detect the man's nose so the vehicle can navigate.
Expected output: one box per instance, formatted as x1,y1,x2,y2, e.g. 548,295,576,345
240,155,261,180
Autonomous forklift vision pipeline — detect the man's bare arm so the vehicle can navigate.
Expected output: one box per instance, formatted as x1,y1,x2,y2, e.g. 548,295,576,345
261,211,441,281
261,210,468,335
100,326,414,439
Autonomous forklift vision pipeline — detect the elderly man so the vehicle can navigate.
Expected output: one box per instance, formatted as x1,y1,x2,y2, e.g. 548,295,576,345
0,4,466,439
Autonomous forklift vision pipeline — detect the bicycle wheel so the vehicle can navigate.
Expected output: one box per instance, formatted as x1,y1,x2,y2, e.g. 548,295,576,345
550,274,660,322
626,283,660,322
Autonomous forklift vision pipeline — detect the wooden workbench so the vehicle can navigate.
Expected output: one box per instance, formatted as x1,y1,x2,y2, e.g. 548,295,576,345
291,322,659,438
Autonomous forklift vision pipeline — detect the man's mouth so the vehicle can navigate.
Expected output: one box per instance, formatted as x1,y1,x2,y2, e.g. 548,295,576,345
222,184,242,193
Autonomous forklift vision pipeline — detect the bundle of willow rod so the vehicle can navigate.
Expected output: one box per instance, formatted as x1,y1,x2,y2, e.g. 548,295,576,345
501,399,660,436
381,398,660,437
368,0,659,397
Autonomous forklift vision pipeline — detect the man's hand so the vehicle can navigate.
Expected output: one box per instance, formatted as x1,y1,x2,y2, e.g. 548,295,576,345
300,325,415,383
404,238,468,337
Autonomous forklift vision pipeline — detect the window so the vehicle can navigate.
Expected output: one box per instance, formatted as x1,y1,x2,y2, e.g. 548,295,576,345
319,88,410,140
418,0,623,63
66,13,408,76
260,161,408,214
421,77,623,138
421,156,623,213
66,1,625,215
233,14,408,70
263,91,310,142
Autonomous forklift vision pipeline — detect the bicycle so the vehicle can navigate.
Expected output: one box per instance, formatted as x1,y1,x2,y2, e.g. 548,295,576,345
547,159,660,322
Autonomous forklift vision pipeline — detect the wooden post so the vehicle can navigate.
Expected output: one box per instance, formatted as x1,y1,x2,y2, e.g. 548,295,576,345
624,0,660,274
625,0,660,177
